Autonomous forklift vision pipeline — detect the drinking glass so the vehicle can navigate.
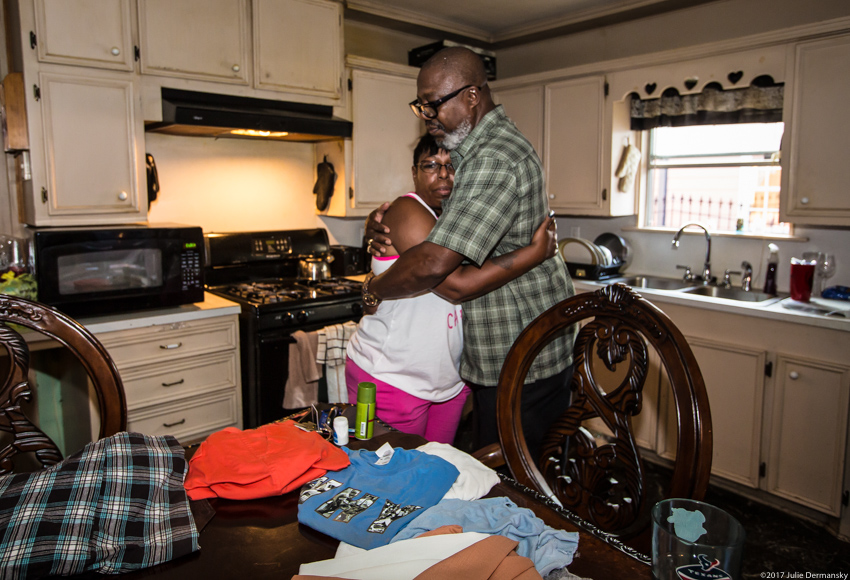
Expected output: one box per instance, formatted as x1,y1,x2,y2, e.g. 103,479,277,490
818,254,836,296
789,257,816,302
652,498,745,580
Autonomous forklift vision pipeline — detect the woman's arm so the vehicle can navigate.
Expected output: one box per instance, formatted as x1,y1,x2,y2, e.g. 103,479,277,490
432,215,558,303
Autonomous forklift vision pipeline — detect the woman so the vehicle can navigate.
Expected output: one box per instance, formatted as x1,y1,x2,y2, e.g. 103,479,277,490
345,134,556,444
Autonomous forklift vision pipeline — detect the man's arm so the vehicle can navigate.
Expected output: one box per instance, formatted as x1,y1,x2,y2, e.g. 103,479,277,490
368,241,464,301
433,214,556,303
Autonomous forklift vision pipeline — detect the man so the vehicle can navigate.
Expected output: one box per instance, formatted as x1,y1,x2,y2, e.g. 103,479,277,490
362,47,577,457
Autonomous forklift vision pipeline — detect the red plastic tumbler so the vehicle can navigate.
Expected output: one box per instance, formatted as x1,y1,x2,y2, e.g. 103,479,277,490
789,258,816,302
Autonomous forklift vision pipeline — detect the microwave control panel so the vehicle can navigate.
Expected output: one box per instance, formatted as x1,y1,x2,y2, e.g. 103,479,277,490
181,246,203,291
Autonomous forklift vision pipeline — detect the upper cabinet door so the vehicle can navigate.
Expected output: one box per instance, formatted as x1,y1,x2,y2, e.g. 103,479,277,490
33,0,134,71
29,71,145,224
493,85,544,158
137,0,250,84
545,76,608,215
780,33,850,225
253,0,343,100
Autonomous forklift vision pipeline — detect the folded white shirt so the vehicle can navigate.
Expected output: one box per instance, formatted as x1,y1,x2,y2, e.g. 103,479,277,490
300,532,490,579
417,442,501,501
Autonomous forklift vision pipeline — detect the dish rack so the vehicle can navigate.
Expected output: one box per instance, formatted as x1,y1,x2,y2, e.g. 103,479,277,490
566,262,623,280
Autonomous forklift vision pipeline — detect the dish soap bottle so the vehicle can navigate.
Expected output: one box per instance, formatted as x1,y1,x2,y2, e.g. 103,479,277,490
763,243,779,295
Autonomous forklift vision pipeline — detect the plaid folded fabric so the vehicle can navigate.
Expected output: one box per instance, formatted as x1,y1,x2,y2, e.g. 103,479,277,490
0,432,199,579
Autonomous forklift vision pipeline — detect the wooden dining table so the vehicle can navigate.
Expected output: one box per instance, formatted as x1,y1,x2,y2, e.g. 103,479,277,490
112,424,651,580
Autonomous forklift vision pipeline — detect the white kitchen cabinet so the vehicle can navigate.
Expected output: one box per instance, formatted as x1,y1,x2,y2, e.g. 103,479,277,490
137,0,250,84
493,85,544,158
765,356,850,516
780,33,850,225
19,69,147,225
253,0,343,100
31,0,134,71
657,338,766,489
95,311,243,444
320,60,421,218
544,76,611,215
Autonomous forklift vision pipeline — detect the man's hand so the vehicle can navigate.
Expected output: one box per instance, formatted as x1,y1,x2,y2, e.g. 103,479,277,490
365,202,392,256
530,213,558,262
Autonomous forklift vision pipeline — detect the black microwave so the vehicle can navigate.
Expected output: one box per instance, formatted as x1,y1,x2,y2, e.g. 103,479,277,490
30,224,205,317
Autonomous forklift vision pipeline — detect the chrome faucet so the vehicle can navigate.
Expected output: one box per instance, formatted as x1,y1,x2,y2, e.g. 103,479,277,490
741,261,753,291
672,223,714,285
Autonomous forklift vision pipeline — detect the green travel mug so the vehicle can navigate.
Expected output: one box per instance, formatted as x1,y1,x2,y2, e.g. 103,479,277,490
355,382,376,440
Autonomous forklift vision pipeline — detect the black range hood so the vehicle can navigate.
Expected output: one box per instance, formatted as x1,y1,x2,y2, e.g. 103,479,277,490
145,88,352,142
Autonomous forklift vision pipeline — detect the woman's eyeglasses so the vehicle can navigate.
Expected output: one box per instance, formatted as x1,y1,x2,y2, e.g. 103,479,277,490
417,161,454,174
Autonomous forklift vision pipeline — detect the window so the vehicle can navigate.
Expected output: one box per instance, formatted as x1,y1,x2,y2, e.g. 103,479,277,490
644,123,789,235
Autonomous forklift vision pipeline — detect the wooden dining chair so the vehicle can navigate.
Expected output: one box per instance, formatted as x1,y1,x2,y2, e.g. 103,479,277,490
475,283,712,549
0,294,127,474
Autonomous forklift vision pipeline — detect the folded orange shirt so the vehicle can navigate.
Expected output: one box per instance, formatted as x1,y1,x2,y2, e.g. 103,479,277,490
184,420,350,500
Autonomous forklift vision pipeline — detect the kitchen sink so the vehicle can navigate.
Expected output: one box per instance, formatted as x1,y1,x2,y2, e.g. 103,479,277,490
607,275,695,291
679,285,778,302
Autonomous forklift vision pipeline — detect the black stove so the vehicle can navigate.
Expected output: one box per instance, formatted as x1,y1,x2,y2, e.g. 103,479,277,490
203,229,364,428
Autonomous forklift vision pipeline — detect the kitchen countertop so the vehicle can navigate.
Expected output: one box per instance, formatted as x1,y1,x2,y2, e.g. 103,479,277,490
76,292,242,334
573,278,850,332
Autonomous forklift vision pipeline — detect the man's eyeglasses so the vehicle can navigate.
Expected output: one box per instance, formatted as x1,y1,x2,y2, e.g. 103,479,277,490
417,161,454,174
409,85,478,119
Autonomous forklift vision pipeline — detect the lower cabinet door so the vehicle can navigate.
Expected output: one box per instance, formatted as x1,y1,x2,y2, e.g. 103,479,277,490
765,355,850,516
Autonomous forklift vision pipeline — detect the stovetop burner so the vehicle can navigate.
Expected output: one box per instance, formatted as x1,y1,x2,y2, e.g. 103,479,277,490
210,277,362,307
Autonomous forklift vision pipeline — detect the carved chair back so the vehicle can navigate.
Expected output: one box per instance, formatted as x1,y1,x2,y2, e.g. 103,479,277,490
0,295,126,475
495,284,712,544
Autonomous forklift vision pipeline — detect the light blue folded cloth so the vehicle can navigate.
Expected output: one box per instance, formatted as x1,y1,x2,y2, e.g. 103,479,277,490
389,497,579,576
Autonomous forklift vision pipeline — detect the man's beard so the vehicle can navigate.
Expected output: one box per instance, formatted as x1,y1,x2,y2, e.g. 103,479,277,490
433,118,472,151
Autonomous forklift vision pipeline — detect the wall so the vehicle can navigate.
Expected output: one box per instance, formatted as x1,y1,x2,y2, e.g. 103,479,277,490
138,133,365,246
498,0,850,78
344,20,436,67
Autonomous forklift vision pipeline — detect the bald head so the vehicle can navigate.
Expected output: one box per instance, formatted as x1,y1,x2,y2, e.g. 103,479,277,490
421,47,488,88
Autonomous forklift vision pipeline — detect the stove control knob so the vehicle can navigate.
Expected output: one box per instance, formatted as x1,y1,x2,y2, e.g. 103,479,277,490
296,310,310,324
279,312,294,325
351,302,364,317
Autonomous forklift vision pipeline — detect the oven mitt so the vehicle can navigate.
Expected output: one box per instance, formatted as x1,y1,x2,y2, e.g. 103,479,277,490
314,155,336,211
615,144,641,193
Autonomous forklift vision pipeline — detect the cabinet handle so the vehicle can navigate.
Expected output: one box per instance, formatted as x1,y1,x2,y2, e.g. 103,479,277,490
118,191,128,201
232,64,241,72
163,418,186,428
111,47,120,56
789,371,799,380
161,378,185,387
159,342,183,350
800,197,809,205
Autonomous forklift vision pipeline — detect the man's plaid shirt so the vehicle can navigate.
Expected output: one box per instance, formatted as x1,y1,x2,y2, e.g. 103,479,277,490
427,105,577,386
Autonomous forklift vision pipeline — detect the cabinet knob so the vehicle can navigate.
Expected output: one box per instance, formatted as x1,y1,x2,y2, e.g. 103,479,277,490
548,194,554,199
789,371,800,380
232,64,241,72
118,191,128,201
800,197,809,205
111,47,120,56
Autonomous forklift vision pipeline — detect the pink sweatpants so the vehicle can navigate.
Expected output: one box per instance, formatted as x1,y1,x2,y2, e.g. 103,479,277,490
345,358,470,445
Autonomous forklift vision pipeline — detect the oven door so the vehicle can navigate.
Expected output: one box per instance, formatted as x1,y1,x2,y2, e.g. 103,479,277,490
34,230,204,317
249,316,358,428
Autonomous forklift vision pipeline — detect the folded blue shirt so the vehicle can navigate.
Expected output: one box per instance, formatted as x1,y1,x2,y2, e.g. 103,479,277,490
297,447,459,549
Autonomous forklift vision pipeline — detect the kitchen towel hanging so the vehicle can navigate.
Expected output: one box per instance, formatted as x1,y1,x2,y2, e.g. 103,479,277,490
316,321,358,404
314,155,336,211
284,330,322,409
615,143,641,193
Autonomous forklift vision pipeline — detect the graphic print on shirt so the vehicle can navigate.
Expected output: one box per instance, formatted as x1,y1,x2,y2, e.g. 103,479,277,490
299,477,342,503
316,488,378,523
300,477,423,532
367,500,422,534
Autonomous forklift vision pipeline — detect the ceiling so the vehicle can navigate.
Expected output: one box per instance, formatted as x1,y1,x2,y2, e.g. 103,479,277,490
345,0,721,48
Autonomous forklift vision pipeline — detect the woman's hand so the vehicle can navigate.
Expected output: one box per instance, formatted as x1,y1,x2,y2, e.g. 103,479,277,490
530,213,558,263
365,202,392,256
